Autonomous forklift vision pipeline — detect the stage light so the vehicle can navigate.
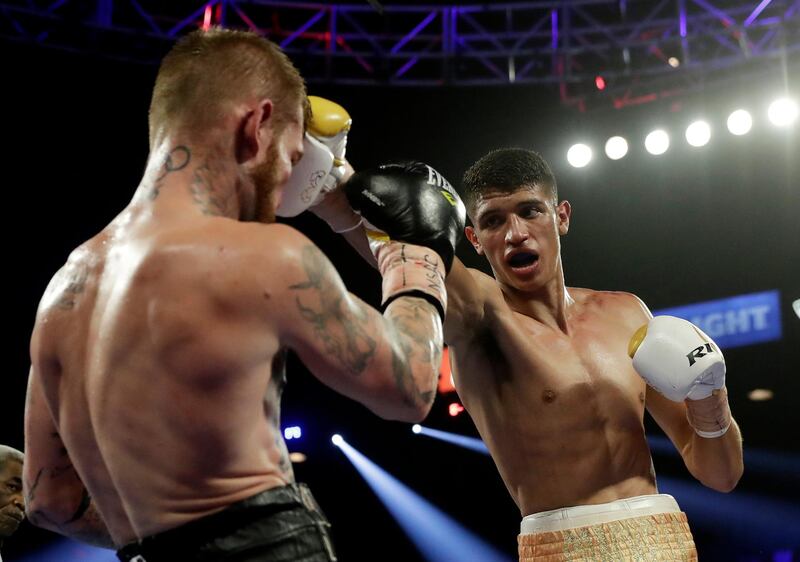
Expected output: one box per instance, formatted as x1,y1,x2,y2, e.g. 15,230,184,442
438,346,456,394
605,136,629,160
644,129,669,155
448,402,465,417
283,426,302,440
202,4,212,30
668,57,680,67
567,143,592,168
727,109,753,135
685,120,711,147
412,424,422,434
595,76,606,90
767,97,798,126
289,452,307,463
794,299,800,319
331,434,343,447
748,388,774,401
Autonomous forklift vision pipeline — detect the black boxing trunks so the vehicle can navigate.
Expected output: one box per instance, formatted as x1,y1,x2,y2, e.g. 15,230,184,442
117,483,336,562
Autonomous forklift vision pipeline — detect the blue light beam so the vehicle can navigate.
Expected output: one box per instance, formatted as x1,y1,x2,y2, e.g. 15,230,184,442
648,435,800,476
415,425,800,477
412,427,798,548
334,436,511,562
658,476,800,549
17,538,116,562
413,425,490,455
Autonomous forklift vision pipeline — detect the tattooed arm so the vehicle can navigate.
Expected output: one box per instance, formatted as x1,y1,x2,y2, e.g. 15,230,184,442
23,367,114,548
249,225,442,421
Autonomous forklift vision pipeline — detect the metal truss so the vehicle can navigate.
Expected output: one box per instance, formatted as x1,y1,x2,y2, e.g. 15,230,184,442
3,1,798,108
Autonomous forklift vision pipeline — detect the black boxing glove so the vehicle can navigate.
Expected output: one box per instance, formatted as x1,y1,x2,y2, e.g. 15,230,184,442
344,162,466,273
344,162,466,320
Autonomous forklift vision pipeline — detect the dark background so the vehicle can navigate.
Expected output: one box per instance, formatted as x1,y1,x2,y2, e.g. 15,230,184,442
3,20,799,562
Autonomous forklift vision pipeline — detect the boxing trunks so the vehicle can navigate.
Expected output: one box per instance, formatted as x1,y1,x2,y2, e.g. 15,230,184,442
518,494,697,561
117,483,336,562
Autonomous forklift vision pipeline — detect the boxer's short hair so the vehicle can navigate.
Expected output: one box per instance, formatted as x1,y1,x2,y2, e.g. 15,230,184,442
462,148,558,218
149,27,310,146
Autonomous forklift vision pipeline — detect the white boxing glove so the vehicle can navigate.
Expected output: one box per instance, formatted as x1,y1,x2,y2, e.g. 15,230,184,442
628,315,726,402
278,96,355,216
305,95,350,183
276,133,335,217
629,315,731,438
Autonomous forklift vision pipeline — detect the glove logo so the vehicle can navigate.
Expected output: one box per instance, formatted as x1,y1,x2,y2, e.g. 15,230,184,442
425,165,456,192
360,189,385,207
686,343,715,366
440,190,458,207
302,170,328,203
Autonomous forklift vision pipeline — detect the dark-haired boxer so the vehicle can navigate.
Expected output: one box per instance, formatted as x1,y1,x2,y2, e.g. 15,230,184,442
346,147,743,561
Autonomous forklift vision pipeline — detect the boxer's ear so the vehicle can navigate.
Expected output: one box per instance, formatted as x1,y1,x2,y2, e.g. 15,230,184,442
237,98,274,164
465,226,483,255
556,200,571,236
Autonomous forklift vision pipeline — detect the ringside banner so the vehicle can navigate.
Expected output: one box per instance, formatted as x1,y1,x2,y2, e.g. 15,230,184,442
654,290,782,349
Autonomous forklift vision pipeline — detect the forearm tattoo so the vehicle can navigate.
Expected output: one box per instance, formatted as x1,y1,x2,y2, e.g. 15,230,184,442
290,245,377,375
65,489,91,523
387,298,441,408
24,433,113,547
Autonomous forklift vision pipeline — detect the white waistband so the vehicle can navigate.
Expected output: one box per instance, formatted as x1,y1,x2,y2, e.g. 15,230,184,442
520,494,681,534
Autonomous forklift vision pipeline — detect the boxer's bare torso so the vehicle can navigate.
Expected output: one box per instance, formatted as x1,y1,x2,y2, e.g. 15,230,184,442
443,178,741,532
443,185,682,517
30,203,302,542
26,138,444,546
449,278,655,516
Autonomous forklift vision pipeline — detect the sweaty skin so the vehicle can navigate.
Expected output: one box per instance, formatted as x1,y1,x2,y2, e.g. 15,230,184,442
444,186,742,517
450,280,656,515
25,107,443,547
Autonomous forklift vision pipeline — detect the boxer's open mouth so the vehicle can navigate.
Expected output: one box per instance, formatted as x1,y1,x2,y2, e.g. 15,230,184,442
507,251,538,268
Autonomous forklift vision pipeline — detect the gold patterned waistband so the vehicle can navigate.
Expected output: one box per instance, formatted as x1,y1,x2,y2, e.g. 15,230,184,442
518,511,697,561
